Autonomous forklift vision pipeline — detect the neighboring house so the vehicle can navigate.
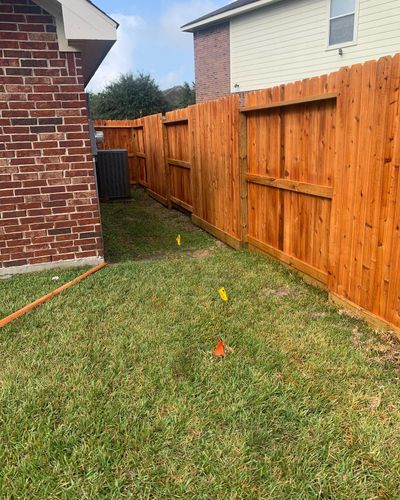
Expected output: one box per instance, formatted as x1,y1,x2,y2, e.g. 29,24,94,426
0,0,117,275
182,0,400,102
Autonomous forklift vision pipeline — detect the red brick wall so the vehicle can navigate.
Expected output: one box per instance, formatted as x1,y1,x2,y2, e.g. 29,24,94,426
194,23,231,103
0,0,104,272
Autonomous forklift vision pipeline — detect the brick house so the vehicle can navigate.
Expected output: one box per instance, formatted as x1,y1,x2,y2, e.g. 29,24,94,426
182,0,400,103
0,0,117,275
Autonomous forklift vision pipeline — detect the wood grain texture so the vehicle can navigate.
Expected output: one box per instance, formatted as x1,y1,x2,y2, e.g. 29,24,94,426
190,95,241,240
246,174,333,199
142,114,167,200
244,82,335,278
164,108,193,211
240,93,337,113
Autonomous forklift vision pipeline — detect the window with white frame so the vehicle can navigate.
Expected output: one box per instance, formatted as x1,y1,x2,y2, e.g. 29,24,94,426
329,0,356,46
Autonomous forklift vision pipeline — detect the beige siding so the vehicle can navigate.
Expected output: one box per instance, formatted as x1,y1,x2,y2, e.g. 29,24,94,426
230,0,400,92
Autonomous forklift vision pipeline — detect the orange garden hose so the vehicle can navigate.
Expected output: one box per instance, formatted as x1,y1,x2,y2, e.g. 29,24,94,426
0,263,108,329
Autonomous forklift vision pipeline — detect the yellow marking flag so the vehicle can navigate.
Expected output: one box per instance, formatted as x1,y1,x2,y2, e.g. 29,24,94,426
218,287,229,302
176,234,181,247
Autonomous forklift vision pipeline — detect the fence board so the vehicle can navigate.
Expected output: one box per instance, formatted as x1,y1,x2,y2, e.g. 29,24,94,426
244,81,335,282
165,108,192,211
142,113,168,205
190,95,241,243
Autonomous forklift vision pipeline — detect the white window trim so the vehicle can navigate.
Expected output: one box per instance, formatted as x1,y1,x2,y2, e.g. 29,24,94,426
326,0,360,51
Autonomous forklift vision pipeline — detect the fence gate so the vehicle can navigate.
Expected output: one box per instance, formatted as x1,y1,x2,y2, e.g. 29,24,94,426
164,112,193,212
242,94,337,286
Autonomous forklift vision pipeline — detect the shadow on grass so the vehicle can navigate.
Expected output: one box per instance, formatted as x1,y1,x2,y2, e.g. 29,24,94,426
100,187,217,263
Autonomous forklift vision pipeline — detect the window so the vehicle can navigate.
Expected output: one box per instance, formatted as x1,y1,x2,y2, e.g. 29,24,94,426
329,0,356,46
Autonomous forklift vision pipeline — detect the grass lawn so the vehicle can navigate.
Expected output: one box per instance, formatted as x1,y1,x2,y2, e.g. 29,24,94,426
100,188,213,262
1,188,400,498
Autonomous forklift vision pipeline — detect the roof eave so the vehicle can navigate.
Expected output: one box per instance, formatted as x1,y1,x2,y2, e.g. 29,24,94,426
85,0,119,29
181,0,282,32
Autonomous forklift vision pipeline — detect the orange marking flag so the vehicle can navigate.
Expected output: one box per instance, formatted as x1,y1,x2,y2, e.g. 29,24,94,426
214,339,226,357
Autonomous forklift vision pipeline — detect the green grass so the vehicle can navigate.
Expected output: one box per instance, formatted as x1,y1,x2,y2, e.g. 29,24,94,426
1,189,400,498
0,267,90,318
101,188,214,262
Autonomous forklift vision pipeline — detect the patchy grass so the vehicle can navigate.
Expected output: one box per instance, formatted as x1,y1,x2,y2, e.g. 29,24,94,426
1,191,400,498
101,187,215,262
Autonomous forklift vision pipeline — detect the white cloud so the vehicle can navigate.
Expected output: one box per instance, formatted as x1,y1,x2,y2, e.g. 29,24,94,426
159,69,186,89
160,0,220,46
157,0,221,88
87,14,146,93
87,1,224,93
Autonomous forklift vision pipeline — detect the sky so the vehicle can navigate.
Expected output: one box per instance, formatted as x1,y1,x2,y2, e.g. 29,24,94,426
88,0,227,93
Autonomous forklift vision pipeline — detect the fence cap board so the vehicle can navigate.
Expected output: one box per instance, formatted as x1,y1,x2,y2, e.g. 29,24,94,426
240,93,337,113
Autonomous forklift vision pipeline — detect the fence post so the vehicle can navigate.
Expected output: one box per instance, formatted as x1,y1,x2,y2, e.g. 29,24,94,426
239,110,248,246
162,116,172,209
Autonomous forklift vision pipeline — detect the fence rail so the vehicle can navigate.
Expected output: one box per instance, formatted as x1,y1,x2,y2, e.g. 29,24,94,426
94,54,400,336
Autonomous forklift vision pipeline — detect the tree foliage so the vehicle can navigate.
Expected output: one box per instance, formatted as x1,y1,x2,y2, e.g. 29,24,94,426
177,82,196,108
90,73,169,120
162,82,196,111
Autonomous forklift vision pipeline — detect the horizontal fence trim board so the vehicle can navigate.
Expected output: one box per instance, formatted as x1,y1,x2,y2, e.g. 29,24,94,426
246,174,333,199
164,118,189,125
192,215,242,250
247,235,329,285
168,159,192,170
170,196,193,213
329,293,400,338
135,152,146,159
147,188,168,207
240,93,337,113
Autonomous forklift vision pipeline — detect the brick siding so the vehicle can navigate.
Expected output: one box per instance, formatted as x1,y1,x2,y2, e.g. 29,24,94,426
0,0,104,271
194,23,231,103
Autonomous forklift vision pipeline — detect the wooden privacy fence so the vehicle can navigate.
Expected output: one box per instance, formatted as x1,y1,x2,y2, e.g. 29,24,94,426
94,54,400,336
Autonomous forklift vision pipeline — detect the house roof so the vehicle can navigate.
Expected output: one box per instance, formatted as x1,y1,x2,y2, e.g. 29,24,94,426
85,0,119,28
181,0,282,32
183,0,259,27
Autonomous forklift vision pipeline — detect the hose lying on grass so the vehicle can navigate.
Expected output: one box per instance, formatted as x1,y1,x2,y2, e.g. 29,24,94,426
0,263,107,329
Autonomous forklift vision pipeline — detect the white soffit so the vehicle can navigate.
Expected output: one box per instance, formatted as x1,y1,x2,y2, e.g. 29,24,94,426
33,0,118,85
